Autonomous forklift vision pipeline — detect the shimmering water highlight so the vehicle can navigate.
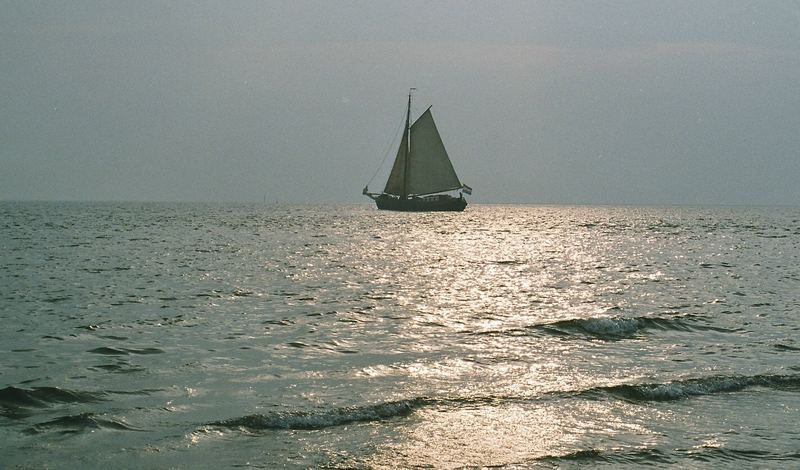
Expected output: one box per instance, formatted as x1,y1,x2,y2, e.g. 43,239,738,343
1,202,799,468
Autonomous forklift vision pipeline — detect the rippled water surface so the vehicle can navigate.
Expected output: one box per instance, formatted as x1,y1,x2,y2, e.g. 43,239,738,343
2,202,799,468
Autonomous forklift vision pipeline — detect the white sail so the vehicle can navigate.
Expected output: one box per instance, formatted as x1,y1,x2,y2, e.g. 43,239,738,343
406,108,462,196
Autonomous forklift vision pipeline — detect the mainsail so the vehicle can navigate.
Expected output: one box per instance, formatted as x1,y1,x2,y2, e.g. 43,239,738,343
408,109,463,195
383,108,463,196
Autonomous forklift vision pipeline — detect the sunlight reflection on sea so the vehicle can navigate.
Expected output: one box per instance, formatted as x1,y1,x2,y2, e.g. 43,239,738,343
1,203,798,468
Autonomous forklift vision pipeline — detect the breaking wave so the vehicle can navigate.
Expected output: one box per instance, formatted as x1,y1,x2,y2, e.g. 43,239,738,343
579,373,800,402
212,398,429,431
212,373,800,433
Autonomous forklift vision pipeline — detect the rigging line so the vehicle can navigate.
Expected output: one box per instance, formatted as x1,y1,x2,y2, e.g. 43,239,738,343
365,107,407,188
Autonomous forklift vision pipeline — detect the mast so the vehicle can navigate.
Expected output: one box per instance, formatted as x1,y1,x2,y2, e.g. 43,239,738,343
402,88,415,199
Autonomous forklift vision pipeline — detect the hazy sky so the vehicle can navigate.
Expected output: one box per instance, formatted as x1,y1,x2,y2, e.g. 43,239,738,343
2,1,799,205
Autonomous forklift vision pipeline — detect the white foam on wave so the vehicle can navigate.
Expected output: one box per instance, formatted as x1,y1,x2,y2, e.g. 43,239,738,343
579,317,641,337
626,376,756,401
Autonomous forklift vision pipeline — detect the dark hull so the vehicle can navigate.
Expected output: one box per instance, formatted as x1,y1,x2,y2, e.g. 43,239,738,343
374,195,467,212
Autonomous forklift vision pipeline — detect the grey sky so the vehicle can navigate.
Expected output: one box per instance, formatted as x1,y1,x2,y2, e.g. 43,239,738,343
2,1,799,205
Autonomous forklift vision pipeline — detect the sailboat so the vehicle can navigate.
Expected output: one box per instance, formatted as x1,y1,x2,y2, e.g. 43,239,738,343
363,90,472,211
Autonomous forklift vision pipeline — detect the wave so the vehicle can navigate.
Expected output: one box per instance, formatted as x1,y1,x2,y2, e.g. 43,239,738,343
0,386,106,409
537,447,673,465
87,346,164,355
676,447,800,463
212,398,429,431
546,314,742,339
579,373,800,402
91,363,147,374
535,446,800,466
434,373,800,407
29,412,141,433
476,314,737,340
210,373,800,433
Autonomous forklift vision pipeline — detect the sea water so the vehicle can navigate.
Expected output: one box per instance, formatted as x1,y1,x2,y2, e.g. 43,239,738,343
1,202,799,468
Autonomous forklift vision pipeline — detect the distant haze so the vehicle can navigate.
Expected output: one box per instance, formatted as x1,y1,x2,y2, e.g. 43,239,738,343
2,1,799,205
